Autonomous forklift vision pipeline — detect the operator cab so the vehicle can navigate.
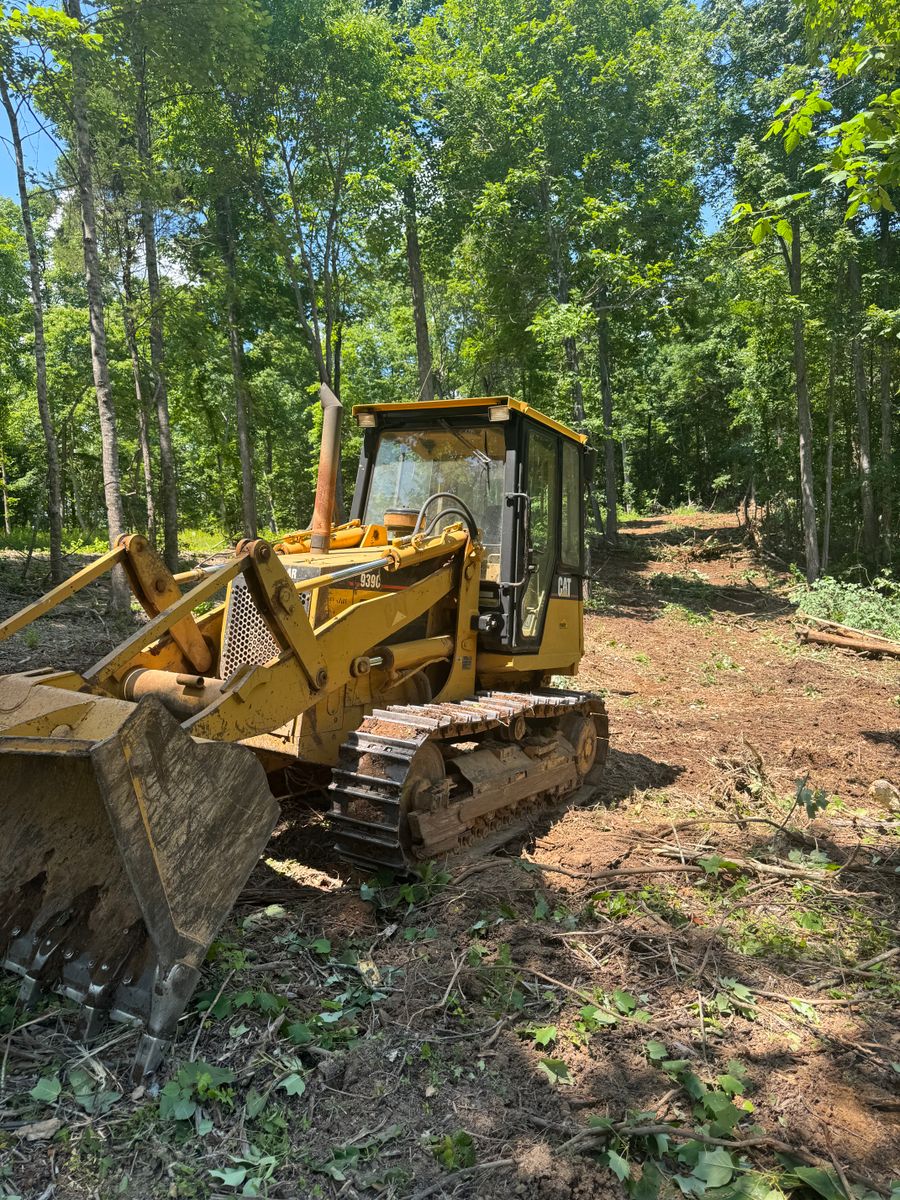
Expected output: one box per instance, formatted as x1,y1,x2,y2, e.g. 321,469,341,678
350,396,590,654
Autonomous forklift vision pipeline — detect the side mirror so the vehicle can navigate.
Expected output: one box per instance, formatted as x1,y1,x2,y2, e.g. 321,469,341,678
584,446,598,484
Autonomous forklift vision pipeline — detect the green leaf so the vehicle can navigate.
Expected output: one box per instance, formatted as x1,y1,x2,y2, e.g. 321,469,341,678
287,1021,313,1046
311,937,332,956
693,1148,735,1188
537,1057,573,1085
790,1168,844,1200
29,1074,61,1104
613,988,637,1013
681,1071,708,1101
661,1059,691,1074
698,854,741,874
159,1082,196,1122
607,1149,631,1181
209,1166,248,1187
775,219,793,244
717,1073,746,1097
703,1092,743,1134
580,1004,617,1026
279,1072,306,1096
646,1040,668,1061
532,1025,557,1046
789,999,819,1024
632,1159,663,1200
245,1089,267,1119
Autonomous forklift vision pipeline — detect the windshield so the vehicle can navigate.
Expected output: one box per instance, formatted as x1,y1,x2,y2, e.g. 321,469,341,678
363,425,506,544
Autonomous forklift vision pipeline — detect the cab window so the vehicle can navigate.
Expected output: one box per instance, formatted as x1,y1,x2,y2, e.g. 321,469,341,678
520,427,558,640
560,440,582,570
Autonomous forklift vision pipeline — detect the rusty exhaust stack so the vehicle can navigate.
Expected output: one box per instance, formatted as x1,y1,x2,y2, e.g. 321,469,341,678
310,383,343,553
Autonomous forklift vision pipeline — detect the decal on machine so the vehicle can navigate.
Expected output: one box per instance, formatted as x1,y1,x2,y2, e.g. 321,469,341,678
554,575,579,598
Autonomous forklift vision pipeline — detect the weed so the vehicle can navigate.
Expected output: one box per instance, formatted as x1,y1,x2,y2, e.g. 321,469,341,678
430,1130,476,1169
360,863,450,912
701,653,743,683
586,582,612,612
159,1062,236,1125
648,569,710,602
726,913,810,960
209,1145,281,1195
638,884,690,927
792,571,900,640
662,602,711,625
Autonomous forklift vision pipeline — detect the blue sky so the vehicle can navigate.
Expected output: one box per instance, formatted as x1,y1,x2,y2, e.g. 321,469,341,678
0,102,59,198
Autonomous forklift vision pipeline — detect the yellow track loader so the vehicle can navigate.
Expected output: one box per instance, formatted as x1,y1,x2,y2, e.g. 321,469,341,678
0,389,608,1074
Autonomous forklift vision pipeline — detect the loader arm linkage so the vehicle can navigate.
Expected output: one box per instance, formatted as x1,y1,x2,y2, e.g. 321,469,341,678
0,523,478,1076
0,390,610,1079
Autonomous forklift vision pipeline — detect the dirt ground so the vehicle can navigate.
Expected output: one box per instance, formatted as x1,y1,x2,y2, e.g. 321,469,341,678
0,512,898,1200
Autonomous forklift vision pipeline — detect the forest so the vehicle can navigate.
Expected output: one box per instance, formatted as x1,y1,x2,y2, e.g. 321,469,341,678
0,0,896,591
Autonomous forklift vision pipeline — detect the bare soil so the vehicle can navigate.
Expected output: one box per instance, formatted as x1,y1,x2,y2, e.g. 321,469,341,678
1,513,898,1200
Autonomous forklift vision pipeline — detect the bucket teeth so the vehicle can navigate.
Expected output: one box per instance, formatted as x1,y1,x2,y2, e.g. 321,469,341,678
0,689,279,1075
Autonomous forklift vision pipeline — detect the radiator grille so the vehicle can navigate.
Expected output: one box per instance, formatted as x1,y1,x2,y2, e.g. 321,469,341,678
220,575,280,681
219,569,314,681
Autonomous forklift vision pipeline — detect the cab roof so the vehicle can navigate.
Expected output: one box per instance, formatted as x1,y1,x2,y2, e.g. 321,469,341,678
351,395,588,445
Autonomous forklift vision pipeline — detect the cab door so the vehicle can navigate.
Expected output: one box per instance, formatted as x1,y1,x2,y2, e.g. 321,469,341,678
519,425,560,643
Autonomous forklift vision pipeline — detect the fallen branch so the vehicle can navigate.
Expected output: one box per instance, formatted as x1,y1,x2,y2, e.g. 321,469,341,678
408,1158,516,1200
802,616,898,644
810,946,899,993
797,626,900,658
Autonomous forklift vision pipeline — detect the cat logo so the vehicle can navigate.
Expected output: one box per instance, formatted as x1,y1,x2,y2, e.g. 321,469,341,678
557,575,573,598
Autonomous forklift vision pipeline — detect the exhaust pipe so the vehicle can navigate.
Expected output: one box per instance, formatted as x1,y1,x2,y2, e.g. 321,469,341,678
310,383,343,553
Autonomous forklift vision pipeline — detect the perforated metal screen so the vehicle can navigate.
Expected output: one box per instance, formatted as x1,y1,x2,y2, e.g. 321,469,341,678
219,575,280,681
219,568,316,682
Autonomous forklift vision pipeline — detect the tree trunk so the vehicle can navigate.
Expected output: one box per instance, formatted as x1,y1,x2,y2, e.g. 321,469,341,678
0,444,10,534
821,361,835,574
0,72,63,582
64,0,129,609
848,251,878,560
786,220,820,582
264,429,277,533
136,56,179,571
878,210,893,562
597,314,619,542
121,230,156,544
136,404,156,544
403,178,434,402
215,195,257,539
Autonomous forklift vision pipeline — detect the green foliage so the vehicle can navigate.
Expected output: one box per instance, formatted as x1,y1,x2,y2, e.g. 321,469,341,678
0,0,895,606
792,574,900,640
430,1130,476,1170
158,1062,236,1123
360,863,451,913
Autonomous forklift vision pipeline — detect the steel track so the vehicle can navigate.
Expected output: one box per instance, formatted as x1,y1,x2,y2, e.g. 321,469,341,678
328,689,609,873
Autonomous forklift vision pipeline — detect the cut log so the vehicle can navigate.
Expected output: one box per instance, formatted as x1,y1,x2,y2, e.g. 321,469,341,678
801,615,897,644
798,626,900,658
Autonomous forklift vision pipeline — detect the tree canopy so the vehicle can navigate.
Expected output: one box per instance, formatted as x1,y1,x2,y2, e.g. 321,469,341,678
0,0,895,579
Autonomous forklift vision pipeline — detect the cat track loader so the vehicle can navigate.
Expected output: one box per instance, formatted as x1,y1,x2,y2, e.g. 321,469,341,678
0,388,608,1074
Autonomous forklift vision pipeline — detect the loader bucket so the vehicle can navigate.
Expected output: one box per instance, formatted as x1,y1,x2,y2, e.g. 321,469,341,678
0,692,279,1076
